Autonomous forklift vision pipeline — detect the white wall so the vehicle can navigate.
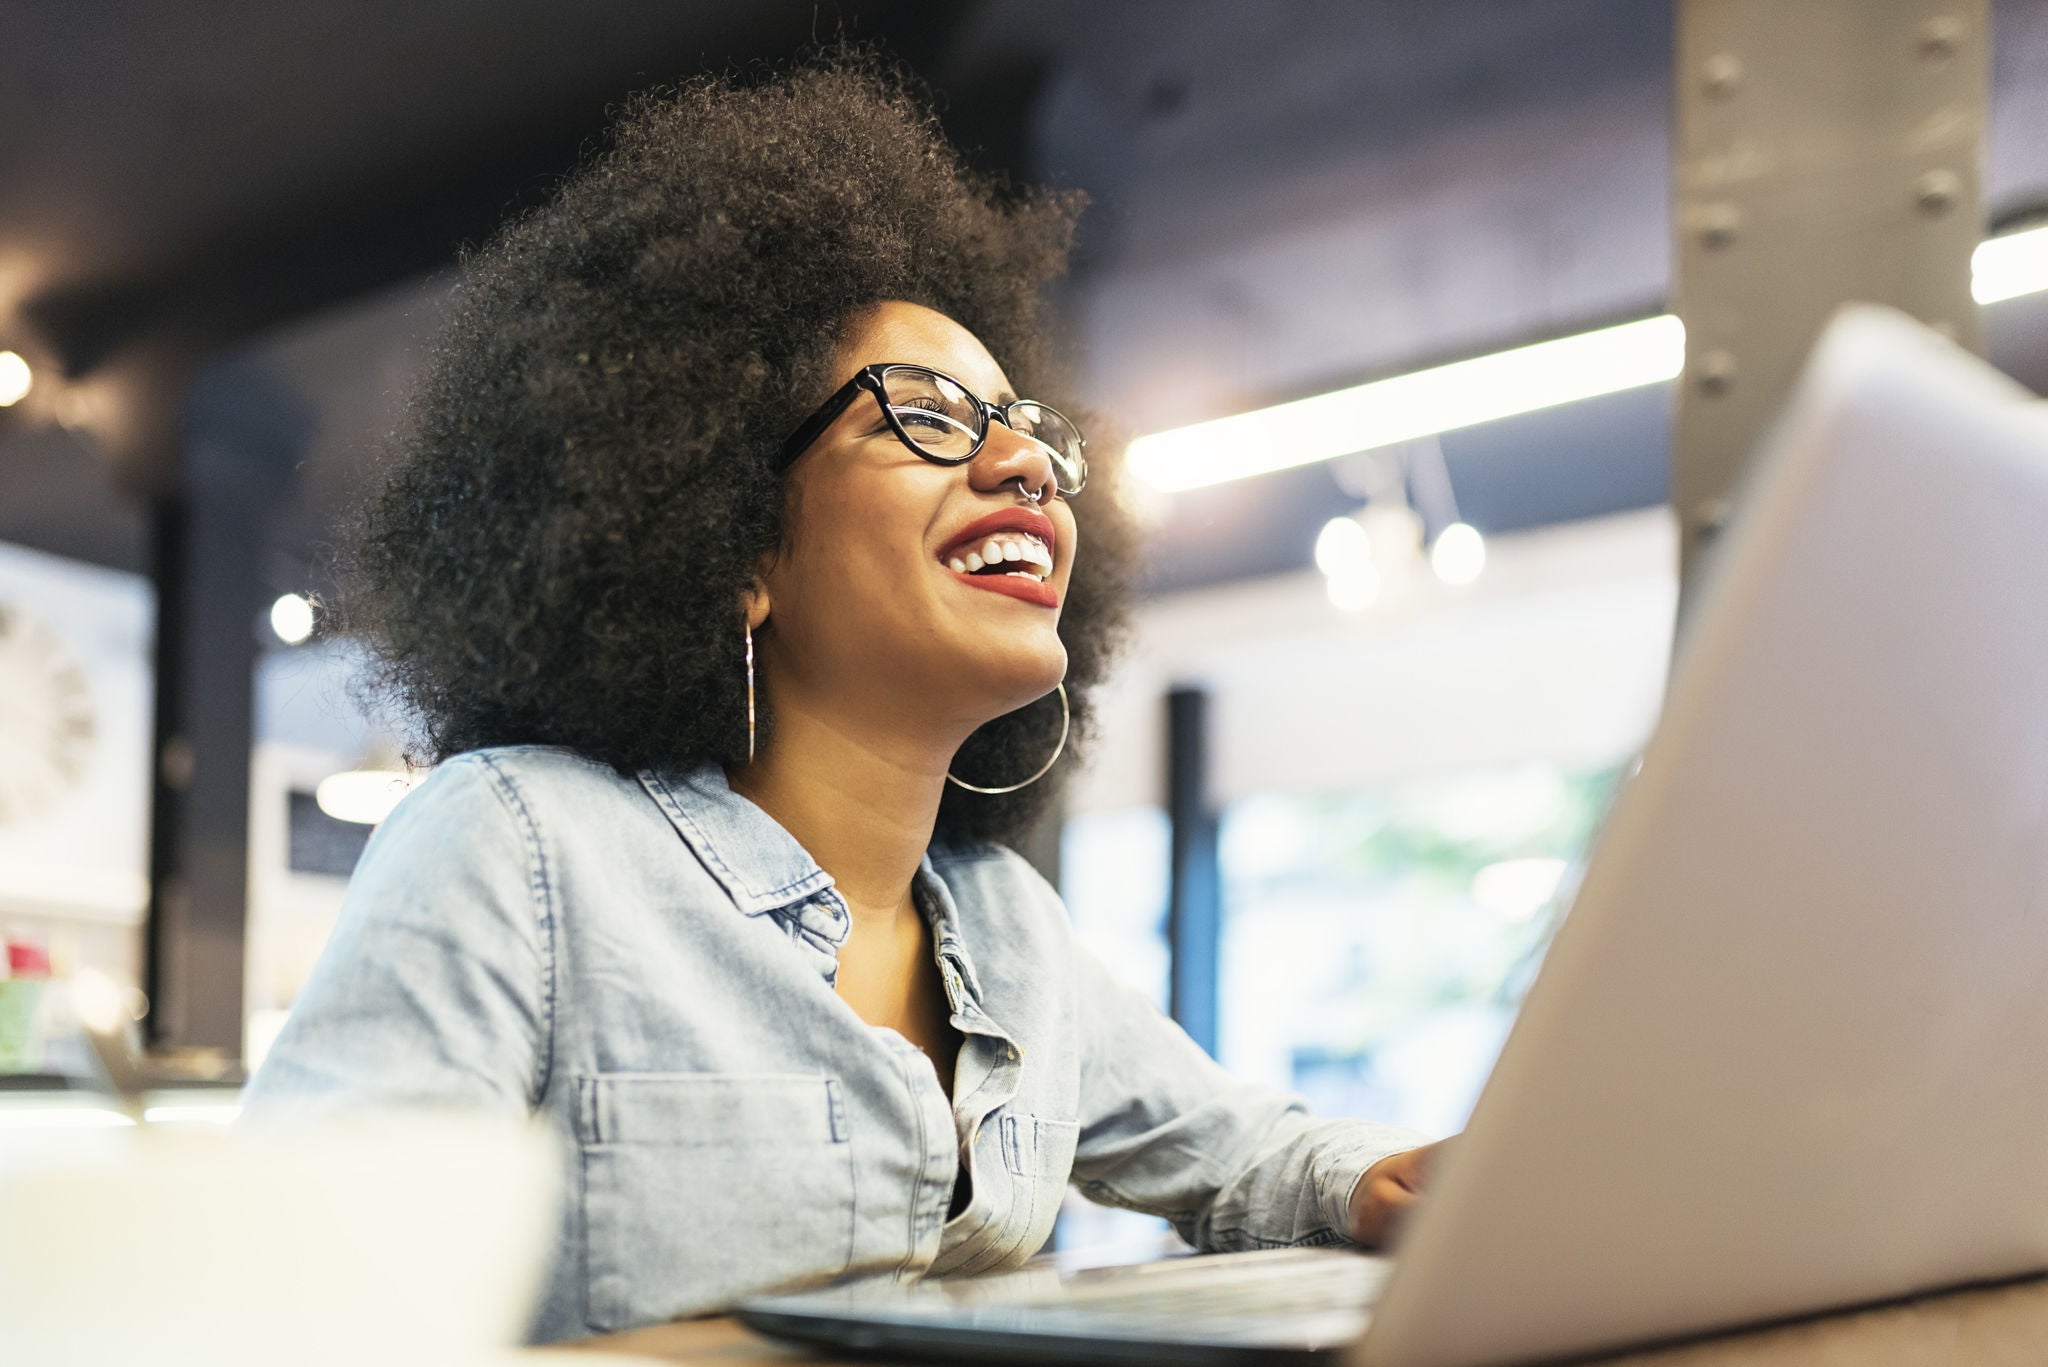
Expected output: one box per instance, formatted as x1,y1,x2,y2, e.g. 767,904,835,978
0,543,152,983
0,541,397,1050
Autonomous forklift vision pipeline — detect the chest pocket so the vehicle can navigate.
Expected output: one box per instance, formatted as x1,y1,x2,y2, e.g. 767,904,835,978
575,1073,854,1333
991,1112,1081,1268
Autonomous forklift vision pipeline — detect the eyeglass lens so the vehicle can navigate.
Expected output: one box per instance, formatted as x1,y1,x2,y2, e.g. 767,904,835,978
880,367,1085,494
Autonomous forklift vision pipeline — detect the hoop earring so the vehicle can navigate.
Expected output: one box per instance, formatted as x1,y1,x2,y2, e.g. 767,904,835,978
947,683,1069,795
744,620,756,765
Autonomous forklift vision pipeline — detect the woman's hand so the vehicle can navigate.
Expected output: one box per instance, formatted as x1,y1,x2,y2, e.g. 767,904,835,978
1347,1137,1453,1247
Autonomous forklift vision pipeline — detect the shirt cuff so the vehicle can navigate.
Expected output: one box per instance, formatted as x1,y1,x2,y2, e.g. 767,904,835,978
1317,1122,1437,1242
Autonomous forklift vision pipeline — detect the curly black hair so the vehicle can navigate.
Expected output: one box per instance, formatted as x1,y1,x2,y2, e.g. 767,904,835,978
340,51,1136,843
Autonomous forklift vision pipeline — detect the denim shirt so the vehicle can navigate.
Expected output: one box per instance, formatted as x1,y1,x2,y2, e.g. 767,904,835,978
241,747,1427,1343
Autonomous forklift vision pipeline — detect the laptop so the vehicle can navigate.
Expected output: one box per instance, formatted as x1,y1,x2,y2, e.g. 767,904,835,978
737,307,2048,1366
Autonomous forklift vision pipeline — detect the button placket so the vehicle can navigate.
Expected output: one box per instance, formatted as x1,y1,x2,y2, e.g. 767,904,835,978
883,1032,959,1269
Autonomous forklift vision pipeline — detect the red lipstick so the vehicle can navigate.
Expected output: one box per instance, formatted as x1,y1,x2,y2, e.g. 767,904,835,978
948,565,1059,607
937,507,1058,565
937,506,1061,609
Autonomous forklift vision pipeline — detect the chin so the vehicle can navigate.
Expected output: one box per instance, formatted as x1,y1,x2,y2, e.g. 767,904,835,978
970,638,1068,715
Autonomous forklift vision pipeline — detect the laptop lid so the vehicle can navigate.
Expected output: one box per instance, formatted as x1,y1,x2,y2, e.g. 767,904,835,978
1360,307,2048,1367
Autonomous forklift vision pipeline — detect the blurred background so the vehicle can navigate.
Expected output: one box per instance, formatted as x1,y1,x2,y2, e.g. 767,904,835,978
2,2,2046,1246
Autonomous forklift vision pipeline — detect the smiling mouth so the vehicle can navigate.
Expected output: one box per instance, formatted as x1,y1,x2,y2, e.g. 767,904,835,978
937,533,1058,608
935,510,1060,608
944,532,1053,583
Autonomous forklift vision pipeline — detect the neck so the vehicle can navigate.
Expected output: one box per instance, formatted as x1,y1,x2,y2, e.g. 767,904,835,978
726,697,966,924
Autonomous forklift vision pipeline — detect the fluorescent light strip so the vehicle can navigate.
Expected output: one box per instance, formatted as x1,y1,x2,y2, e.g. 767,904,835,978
1130,226,2048,493
1973,223,2048,306
1129,316,1685,493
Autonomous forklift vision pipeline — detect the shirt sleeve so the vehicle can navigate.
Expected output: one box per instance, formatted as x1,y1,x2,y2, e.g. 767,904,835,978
239,754,552,1124
1065,929,1432,1251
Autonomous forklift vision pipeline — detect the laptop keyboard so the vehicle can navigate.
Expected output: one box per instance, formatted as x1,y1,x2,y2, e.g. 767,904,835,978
850,1247,1393,1347
1042,1251,1392,1321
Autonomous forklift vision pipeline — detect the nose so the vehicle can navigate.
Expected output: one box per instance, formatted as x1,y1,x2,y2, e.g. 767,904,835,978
970,418,1060,504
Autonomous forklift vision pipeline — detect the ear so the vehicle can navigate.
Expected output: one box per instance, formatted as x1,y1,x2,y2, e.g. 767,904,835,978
740,579,771,633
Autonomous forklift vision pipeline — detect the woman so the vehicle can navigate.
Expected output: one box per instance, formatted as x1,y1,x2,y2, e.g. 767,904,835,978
243,55,1440,1343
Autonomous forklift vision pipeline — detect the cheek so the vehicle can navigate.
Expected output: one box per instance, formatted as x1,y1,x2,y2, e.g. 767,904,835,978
775,490,934,630
1054,511,1081,585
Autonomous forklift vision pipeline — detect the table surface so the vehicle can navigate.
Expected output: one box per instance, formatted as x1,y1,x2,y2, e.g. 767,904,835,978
550,1272,2048,1366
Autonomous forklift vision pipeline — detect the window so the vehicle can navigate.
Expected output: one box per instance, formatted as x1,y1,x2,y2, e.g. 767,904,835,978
1216,762,1625,1135
1054,805,1181,1257
1059,805,1172,1010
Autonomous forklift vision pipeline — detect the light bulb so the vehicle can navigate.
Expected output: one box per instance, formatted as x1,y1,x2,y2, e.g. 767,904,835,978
270,593,315,644
0,351,32,407
1431,522,1486,584
315,769,418,825
1314,516,1372,577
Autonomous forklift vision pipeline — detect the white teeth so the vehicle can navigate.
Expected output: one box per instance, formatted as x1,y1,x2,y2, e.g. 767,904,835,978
945,530,1053,581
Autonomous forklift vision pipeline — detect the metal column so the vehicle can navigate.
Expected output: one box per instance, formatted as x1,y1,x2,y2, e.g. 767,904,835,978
144,365,311,1059
1165,687,1221,1057
1672,0,1987,587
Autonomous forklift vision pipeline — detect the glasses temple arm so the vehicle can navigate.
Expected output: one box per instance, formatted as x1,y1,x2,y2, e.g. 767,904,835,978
776,372,876,471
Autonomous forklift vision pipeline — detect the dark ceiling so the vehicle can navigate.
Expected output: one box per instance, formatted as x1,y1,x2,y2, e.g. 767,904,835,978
4,1,2047,593
25,4,1064,360
0,2,1011,466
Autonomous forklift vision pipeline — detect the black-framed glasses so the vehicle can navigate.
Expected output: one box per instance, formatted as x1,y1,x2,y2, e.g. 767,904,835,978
778,363,1088,497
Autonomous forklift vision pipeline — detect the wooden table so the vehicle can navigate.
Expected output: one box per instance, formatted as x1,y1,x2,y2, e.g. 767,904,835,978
553,1273,2048,1365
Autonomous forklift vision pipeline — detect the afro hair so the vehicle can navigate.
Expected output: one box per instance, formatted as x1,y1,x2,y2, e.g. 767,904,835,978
340,50,1136,844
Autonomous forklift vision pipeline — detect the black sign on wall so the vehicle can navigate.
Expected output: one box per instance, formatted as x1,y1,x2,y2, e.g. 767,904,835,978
286,790,371,880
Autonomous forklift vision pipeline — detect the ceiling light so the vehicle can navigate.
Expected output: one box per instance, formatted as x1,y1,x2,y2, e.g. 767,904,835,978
1430,522,1487,585
1314,515,1372,577
315,769,417,825
1129,315,1685,493
1972,224,2048,305
1129,226,2048,497
0,350,31,407
269,593,315,645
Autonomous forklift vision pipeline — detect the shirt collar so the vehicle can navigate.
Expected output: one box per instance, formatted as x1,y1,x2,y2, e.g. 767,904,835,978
635,762,988,1007
635,762,836,917
913,852,986,1004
